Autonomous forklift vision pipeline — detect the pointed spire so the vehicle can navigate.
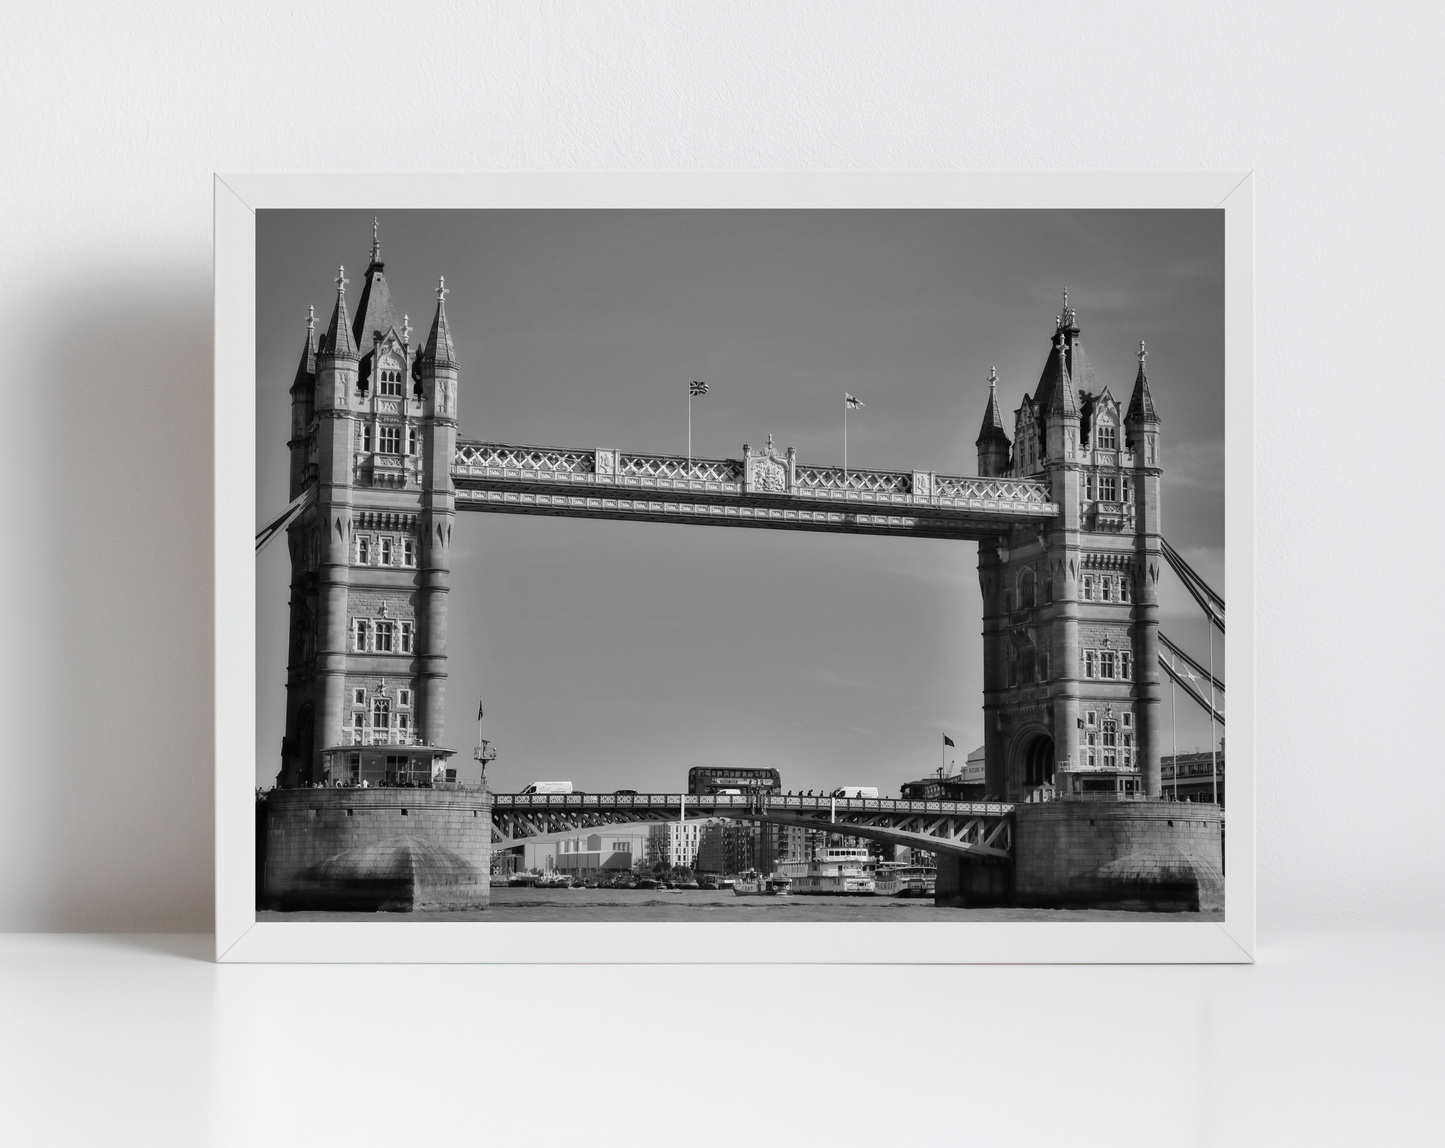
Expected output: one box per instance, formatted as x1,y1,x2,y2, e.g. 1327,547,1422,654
1033,325,1079,419
1126,339,1160,423
291,305,318,391
422,276,458,369
370,217,380,265
1045,330,1078,417
323,266,358,361
975,366,1011,446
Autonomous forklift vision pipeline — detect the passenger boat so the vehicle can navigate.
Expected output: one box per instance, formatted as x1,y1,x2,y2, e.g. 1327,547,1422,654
871,863,937,898
779,847,876,896
732,870,792,896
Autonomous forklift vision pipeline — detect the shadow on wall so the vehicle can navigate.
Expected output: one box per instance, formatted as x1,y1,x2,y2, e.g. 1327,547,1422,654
11,269,214,930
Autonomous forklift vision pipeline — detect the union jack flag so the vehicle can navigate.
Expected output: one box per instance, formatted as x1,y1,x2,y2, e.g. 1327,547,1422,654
845,393,863,409
690,380,709,396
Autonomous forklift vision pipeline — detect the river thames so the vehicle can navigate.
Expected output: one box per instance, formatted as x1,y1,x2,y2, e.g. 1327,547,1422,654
259,885,1221,923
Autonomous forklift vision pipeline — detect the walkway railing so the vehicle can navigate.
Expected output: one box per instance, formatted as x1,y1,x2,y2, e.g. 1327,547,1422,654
452,440,1055,516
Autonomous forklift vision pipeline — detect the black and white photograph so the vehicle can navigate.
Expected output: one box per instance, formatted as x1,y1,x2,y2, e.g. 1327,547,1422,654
253,205,1227,924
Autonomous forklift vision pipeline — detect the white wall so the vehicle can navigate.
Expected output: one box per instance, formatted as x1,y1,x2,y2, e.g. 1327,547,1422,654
3,0,1440,931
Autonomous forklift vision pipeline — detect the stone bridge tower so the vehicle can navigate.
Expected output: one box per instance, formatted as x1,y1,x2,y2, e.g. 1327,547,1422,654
975,298,1163,801
277,227,459,787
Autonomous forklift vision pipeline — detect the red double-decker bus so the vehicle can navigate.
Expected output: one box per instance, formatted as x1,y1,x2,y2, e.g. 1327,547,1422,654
687,767,782,797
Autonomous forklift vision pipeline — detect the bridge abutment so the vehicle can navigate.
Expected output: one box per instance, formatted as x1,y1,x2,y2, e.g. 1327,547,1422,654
260,788,493,912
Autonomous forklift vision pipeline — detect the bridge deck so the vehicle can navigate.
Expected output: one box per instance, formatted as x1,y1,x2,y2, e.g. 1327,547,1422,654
487,792,1016,859
452,441,1056,540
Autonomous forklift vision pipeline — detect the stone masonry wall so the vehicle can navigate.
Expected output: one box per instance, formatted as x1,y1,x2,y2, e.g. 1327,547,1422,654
263,788,492,910
1012,801,1224,912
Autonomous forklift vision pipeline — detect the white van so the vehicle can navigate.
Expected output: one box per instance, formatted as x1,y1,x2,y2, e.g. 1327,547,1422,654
831,785,879,799
520,781,574,795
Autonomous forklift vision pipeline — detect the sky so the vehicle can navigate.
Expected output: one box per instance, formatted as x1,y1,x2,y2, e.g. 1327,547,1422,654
255,209,1225,792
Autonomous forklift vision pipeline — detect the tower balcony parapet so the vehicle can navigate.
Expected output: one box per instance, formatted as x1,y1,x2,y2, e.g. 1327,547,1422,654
354,452,423,489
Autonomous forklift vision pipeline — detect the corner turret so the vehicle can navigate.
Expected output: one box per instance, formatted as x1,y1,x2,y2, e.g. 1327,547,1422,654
1125,340,1161,465
316,267,359,414
975,367,1012,476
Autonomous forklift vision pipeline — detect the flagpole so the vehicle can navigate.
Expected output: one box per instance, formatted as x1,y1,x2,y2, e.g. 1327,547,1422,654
1170,655,1178,801
1209,620,1218,805
843,396,848,479
687,388,692,475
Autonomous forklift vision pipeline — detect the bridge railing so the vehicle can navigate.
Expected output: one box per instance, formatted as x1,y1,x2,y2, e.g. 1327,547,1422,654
452,441,1055,515
487,792,1015,817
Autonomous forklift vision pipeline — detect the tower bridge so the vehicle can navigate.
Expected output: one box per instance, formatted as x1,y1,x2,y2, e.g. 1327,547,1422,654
258,225,1224,914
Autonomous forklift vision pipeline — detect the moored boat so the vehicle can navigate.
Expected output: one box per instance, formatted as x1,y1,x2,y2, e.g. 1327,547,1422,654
780,847,877,895
871,863,937,897
732,870,792,896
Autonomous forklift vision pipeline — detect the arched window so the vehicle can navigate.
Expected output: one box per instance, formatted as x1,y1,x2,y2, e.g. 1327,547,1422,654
372,697,391,736
1019,568,1035,609
1006,646,1019,688
1043,577,1054,605
1096,419,1117,450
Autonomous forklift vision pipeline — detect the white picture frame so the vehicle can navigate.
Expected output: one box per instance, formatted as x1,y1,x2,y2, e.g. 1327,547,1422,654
216,171,1254,963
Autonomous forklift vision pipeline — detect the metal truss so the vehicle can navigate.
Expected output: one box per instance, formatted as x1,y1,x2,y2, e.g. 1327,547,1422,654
488,793,1015,859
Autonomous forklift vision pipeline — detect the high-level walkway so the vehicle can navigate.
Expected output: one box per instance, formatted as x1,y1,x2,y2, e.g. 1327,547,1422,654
451,440,1056,541
487,791,1016,860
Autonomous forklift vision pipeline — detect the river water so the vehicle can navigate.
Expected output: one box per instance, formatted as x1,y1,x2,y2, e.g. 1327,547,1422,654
260,886,1220,923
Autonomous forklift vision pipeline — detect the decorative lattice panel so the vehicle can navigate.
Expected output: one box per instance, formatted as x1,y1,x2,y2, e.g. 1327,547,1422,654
455,443,594,475
618,454,743,483
934,476,1052,504
793,466,911,494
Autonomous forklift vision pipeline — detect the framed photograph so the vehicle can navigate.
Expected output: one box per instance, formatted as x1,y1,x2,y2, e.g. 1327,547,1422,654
217,172,1253,963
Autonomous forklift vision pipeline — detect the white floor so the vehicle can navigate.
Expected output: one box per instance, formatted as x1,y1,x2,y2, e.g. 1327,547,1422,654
2,932,1439,1147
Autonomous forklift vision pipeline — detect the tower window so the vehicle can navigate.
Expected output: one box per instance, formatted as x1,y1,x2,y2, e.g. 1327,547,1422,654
1083,576,1094,601
1096,422,1116,450
1084,650,1096,679
1099,650,1116,679
398,689,411,707
1120,652,1131,679
1086,710,1097,727
1043,578,1053,605
400,622,414,653
408,427,418,456
379,369,404,398
379,426,401,455
1120,577,1131,603
361,424,373,453
352,688,365,706
372,697,391,732
375,621,394,653
1101,577,1113,602
352,713,365,742
380,537,393,566
357,536,370,565
403,538,415,566
352,619,369,652
1019,569,1035,609
1098,475,1118,501
1038,651,1049,680
1122,712,1132,729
